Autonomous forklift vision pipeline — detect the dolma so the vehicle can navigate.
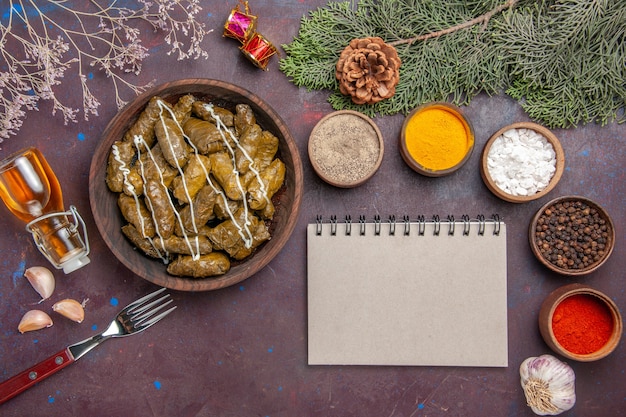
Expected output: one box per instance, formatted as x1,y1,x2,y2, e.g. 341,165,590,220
106,140,136,193
257,199,275,220
118,193,156,238
121,224,161,258
178,184,218,233
254,131,280,170
144,180,176,239
239,129,280,187
172,154,211,204
138,144,178,188
154,116,190,168
247,158,285,211
155,234,213,255
172,94,196,124
167,252,231,277
213,193,242,220
183,117,227,155
234,104,256,136
191,224,212,238
192,102,235,127
209,152,244,201
207,208,270,260
234,123,262,173
123,96,166,147
122,166,144,196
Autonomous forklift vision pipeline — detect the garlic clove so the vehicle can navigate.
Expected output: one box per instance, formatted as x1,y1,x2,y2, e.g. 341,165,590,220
52,299,85,323
24,266,55,302
18,310,54,333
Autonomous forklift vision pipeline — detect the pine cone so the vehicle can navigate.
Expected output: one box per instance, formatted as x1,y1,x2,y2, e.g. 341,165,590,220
335,37,401,105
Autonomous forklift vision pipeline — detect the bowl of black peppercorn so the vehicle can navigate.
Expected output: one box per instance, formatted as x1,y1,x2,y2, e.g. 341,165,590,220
529,196,615,276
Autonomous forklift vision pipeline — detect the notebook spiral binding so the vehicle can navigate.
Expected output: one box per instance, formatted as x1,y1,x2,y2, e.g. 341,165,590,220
315,214,501,237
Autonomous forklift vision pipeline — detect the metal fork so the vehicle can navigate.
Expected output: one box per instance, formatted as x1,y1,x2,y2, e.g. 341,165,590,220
0,287,176,404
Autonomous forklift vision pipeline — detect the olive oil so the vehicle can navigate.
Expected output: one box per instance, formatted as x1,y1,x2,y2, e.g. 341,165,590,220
0,148,90,273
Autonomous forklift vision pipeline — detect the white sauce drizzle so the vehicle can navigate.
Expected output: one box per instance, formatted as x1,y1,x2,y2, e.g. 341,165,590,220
112,142,167,262
206,104,271,208
114,99,274,262
126,103,199,261
202,103,274,248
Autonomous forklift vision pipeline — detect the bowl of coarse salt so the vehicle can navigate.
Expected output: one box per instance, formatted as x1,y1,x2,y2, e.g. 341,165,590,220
480,122,565,203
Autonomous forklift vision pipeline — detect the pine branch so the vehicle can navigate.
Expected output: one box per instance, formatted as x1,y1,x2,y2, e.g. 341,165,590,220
280,0,625,128
389,0,519,46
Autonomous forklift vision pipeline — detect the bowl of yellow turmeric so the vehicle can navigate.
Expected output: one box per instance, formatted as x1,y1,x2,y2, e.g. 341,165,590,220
399,102,474,177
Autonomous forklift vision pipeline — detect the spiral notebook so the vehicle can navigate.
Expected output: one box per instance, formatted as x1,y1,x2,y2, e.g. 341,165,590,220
307,215,508,367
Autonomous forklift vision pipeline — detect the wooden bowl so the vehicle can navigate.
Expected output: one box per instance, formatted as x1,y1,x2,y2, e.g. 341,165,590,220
481,122,564,203
399,102,474,177
308,110,384,188
529,196,615,276
89,79,303,291
539,283,623,361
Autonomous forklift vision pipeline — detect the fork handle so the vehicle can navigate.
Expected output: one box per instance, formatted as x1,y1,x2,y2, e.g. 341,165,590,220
0,348,75,404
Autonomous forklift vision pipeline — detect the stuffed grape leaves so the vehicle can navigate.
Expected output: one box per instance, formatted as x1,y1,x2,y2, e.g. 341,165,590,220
106,140,136,193
207,208,270,260
209,152,245,201
121,224,162,259
171,154,211,204
137,144,179,188
155,116,190,168
234,123,262,173
108,95,287,278
121,166,144,196
213,192,242,220
234,104,256,136
155,234,213,256
193,102,235,127
257,199,275,220
167,252,231,277
183,117,227,155
118,193,156,238
178,184,219,233
123,96,166,147
172,94,196,124
247,158,285,211
254,131,280,170
144,180,176,239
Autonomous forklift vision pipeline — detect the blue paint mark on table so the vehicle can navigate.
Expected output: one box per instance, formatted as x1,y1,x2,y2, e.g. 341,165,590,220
12,260,26,287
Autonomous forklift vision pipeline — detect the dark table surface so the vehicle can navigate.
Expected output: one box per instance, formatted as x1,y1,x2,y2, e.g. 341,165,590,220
0,1,624,416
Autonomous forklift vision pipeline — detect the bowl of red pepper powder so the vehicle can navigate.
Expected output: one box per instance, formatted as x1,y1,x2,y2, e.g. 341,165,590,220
539,283,623,361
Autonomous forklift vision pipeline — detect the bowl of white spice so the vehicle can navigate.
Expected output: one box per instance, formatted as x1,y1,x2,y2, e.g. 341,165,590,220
480,122,565,203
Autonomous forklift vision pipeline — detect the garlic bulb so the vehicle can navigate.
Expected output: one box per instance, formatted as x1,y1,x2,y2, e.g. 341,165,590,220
520,354,576,415
24,266,55,302
52,298,85,323
18,310,53,333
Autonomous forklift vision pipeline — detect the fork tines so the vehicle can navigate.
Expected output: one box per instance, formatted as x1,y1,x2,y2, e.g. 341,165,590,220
127,287,177,330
